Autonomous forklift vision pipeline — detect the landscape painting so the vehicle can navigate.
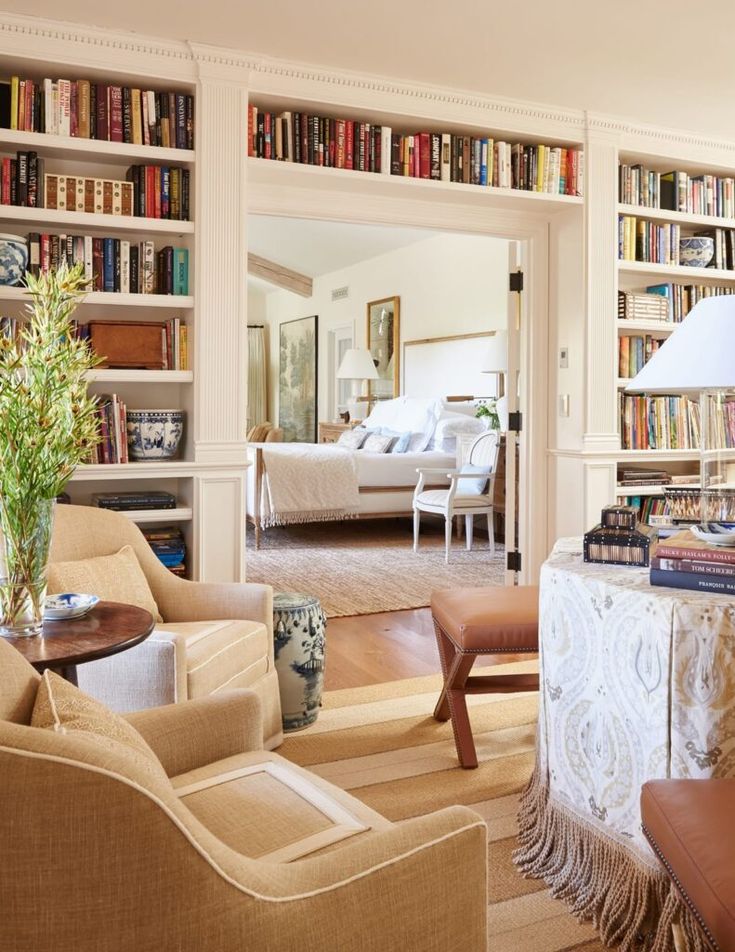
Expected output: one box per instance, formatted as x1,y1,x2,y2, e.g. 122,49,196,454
279,315,318,443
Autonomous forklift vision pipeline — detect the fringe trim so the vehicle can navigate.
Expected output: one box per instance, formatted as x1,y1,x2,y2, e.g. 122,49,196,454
513,768,711,952
260,510,360,529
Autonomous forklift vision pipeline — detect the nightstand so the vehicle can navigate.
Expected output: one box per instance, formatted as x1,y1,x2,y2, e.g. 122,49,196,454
318,421,360,444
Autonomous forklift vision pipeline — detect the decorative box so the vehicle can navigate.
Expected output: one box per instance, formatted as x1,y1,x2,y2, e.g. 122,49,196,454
584,508,658,567
89,321,165,369
600,505,638,529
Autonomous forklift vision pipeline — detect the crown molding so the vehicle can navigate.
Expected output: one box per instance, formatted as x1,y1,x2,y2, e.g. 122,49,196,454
587,112,735,166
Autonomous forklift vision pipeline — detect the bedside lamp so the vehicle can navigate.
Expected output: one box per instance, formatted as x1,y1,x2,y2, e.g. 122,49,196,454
336,347,379,423
627,294,735,525
481,330,509,430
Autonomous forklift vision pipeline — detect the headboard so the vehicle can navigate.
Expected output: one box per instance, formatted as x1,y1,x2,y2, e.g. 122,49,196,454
402,332,499,399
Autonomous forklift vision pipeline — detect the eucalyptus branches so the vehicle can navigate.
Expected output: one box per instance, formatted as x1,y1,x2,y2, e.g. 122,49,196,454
0,261,102,506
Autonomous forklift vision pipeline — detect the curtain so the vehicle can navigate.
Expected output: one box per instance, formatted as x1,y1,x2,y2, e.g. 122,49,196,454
247,325,268,431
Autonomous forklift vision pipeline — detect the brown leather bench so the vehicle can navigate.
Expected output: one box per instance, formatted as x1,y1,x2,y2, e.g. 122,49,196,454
641,779,735,952
431,586,539,768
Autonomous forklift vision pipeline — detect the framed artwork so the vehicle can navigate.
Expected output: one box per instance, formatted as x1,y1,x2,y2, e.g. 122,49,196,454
279,315,318,442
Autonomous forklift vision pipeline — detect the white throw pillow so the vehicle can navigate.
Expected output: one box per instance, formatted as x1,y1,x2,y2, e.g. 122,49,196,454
362,433,394,453
337,429,368,449
363,397,440,435
431,412,485,452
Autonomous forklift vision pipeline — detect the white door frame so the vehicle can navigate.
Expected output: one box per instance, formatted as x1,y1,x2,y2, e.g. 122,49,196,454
248,188,554,582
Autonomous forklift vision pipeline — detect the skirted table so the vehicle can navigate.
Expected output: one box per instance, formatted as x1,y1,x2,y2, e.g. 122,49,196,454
515,538,735,952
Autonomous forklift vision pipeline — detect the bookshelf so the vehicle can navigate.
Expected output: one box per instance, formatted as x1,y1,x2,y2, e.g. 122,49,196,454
0,22,249,582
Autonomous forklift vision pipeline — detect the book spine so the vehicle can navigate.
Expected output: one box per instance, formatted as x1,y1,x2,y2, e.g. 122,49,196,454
102,238,115,292
652,557,735,578
109,86,123,142
650,567,735,596
120,240,130,294
83,235,93,284
655,542,735,564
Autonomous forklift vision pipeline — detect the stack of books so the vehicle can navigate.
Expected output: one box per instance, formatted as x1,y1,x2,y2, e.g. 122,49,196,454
618,467,673,488
619,162,735,217
92,491,176,511
617,290,670,322
142,526,186,575
652,530,735,594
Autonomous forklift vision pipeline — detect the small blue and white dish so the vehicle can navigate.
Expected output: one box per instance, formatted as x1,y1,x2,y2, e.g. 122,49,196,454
691,524,735,546
0,234,28,286
43,593,100,620
127,409,185,461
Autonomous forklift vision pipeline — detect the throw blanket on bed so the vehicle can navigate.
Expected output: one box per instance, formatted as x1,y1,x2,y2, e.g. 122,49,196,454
259,444,360,527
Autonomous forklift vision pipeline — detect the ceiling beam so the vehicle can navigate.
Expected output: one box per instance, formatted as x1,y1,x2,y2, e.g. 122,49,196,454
247,253,313,297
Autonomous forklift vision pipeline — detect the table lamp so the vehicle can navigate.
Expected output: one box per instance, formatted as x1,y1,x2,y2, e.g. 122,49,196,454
481,330,509,430
336,347,379,422
626,294,735,526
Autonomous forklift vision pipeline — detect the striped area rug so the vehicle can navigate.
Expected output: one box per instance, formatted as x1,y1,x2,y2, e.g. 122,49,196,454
280,663,605,952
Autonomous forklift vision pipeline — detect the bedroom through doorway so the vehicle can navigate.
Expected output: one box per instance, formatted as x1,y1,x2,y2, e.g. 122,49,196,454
245,215,525,618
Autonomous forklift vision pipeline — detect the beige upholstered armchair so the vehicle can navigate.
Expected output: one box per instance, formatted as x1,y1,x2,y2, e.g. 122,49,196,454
48,505,282,749
0,640,488,952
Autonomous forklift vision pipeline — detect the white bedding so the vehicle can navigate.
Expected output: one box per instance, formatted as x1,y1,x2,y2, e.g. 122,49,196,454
354,449,455,488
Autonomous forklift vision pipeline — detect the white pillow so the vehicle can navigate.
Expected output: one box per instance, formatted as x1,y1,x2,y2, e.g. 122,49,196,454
362,433,394,453
363,397,440,435
431,412,485,452
408,431,433,453
337,429,367,449
440,400,480,418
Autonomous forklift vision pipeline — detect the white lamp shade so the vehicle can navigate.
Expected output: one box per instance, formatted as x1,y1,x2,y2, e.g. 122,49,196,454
481,330,508,373
627,295,735,393
336,347,380,380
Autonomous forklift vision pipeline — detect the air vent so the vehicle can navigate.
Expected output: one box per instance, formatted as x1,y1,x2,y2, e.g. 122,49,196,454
331,286,349,302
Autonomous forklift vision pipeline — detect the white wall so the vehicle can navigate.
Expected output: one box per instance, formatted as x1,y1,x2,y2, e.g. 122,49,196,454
258,229,509,429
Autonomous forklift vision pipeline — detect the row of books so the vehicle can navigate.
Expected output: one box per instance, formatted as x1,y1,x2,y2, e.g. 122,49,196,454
90,393,129,464
622,495,667,524
651,530,735,595
0,152,191,221
619,163,735,218
0,76,194,149
617,467,674,487
619,216,681,265
618,334,665,379
27,233,189,295
642,283,734,324
247,108,584,195
619,394,700,450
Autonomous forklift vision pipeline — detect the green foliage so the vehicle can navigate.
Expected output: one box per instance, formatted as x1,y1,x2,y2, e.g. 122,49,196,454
0,262,102,505
475,399,501,430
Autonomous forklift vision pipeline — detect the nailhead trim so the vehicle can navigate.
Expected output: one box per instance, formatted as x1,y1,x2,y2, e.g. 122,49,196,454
642,823,719,952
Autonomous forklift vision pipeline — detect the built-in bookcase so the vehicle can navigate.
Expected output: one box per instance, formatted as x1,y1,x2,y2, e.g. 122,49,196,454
614,153,735,516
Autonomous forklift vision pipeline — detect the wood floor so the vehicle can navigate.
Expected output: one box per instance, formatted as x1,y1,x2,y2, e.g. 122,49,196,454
324,607,533,691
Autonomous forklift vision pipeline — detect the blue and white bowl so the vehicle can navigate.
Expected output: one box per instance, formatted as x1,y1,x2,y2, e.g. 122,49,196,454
0,234,28,286
44,593,100,620
679,236,714,268
127,409,185,461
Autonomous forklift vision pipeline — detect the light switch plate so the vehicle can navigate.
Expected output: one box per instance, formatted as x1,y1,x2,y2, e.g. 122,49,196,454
559,394,570,417
559,347,569,369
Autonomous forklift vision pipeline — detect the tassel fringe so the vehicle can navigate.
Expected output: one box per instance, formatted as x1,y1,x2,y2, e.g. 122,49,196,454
513,768,711,952
260,510,359,529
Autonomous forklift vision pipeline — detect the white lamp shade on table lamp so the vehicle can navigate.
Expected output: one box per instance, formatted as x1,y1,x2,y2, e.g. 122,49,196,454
336,348,380,381
336,348,379,422
480,330,509,429
626,295,735,394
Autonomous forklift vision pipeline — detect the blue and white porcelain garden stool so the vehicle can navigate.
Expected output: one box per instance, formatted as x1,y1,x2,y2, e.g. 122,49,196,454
273,592,326,732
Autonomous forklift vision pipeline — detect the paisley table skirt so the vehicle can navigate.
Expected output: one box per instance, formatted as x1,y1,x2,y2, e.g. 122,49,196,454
515,538,735,952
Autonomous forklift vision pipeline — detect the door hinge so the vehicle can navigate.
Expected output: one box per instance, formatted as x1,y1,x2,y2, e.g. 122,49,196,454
508,410,523,432
509,270,524,293
507,550,522,572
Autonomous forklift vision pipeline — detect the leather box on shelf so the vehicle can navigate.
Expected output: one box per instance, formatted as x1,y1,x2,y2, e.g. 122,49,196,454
89,321,165,369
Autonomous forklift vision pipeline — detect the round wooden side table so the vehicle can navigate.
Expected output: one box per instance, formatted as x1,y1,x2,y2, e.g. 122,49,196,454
3,601,155,685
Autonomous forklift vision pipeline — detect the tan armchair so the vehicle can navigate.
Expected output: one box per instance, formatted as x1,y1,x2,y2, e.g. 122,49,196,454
49,505,282,749
0,639,488,952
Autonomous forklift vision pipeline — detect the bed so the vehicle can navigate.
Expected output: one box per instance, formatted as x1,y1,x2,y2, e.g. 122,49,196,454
245,396,486,547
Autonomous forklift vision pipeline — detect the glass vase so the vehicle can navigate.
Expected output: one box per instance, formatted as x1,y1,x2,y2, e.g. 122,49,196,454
0,497,55,637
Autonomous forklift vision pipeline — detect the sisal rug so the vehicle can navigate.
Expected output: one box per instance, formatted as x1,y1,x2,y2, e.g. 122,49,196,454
246,518,505,617
280,663,605,952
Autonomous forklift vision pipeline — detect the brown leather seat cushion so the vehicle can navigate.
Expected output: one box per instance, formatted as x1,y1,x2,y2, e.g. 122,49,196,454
641,779,735,952
431,586,539,652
